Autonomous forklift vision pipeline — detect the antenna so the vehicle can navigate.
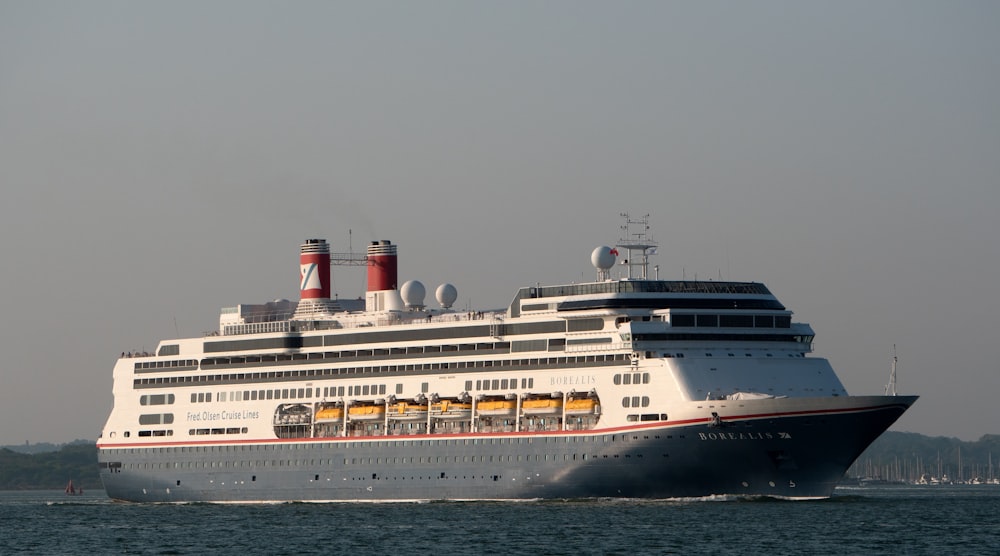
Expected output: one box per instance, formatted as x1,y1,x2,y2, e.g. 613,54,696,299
616,213,658,280
884,344,898,396
328,229,369,298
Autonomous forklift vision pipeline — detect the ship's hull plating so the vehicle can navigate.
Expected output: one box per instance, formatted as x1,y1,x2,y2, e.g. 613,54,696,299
99,395,914,502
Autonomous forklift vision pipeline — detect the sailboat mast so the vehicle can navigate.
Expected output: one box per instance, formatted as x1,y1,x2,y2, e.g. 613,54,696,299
885,345,898,396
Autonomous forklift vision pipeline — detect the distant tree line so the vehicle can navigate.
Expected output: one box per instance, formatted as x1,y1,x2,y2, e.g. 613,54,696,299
0,442,99,490
849,431,1000,483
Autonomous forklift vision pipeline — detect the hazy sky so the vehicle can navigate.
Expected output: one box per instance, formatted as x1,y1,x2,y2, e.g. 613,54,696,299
1,1,998,445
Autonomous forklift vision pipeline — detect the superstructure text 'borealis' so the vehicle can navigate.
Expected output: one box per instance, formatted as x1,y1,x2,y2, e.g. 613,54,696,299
98,215,916,502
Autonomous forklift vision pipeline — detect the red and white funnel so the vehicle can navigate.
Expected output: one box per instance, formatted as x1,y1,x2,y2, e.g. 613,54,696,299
293,239,341,318
366,240,397,292
299,239,332,300
365,240,402,312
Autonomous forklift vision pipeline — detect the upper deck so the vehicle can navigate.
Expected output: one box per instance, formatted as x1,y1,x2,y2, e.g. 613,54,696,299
509,280,782,316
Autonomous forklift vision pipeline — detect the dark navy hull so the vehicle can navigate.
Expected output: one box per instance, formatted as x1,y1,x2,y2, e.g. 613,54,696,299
99,395,915,502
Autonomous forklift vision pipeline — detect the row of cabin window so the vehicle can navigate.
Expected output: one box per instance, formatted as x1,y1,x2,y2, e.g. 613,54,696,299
670,314,791,328
613,372,651,385
136,354,625,388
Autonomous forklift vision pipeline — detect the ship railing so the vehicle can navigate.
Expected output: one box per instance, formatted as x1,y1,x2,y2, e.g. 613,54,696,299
214,308,507,337
332,310,506,330
564,342,629,354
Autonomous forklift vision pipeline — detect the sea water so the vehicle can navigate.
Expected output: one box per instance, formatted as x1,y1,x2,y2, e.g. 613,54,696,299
2,485,998,555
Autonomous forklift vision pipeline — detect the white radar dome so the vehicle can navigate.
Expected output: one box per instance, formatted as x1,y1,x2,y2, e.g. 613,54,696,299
435,283,458,308
400,280,426,309
591,246,616,270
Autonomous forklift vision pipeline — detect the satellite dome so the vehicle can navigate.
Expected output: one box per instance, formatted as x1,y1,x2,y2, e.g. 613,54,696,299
400,280,426,309
591,246,616,270
436,283,458,308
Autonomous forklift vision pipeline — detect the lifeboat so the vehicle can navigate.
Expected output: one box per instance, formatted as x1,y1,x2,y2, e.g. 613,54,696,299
387,401,429,421
521,396,563,415
273,403,312,425
315,405,344,424
431,399,473,420
564,398,598,415
348,403,386,421
476,398,516,416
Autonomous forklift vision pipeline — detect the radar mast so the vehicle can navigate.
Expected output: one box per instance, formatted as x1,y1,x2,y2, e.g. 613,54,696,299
616,213,658,280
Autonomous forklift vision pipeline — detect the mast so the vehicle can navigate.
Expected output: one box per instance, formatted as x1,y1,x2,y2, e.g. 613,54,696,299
885,345,898,396
616,213,658,280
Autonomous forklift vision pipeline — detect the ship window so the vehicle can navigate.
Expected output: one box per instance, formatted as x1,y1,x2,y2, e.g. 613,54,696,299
622,397,630,408
491,379,499,390
567,318,604,332
380,385,387,395
421,382,429,393
613,374,621,385
501,379,509,389
755,315,775,328
465,381,473,391
671,314,694,327
632,373,641,384
632,396,640,407
642,396,650,407
720,315,754,327
363,385,370,395
696,314,718,327
622,374,631,385
139,414,162,425
643,373,650,384
396,384,403,394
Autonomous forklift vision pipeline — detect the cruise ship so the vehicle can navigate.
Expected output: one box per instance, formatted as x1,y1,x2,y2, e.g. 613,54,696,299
97,217,916,502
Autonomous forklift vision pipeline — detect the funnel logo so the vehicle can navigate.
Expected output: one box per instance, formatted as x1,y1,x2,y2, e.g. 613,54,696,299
300,263,322,291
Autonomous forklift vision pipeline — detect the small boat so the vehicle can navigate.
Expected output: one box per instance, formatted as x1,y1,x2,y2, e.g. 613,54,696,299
348,403,386,421
273,403,312,425
65,480,82,496
387,401,429,421
315,405,344,423
431,399,473,420
477,398,516,416
521,395,563,415
564,398,599,415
